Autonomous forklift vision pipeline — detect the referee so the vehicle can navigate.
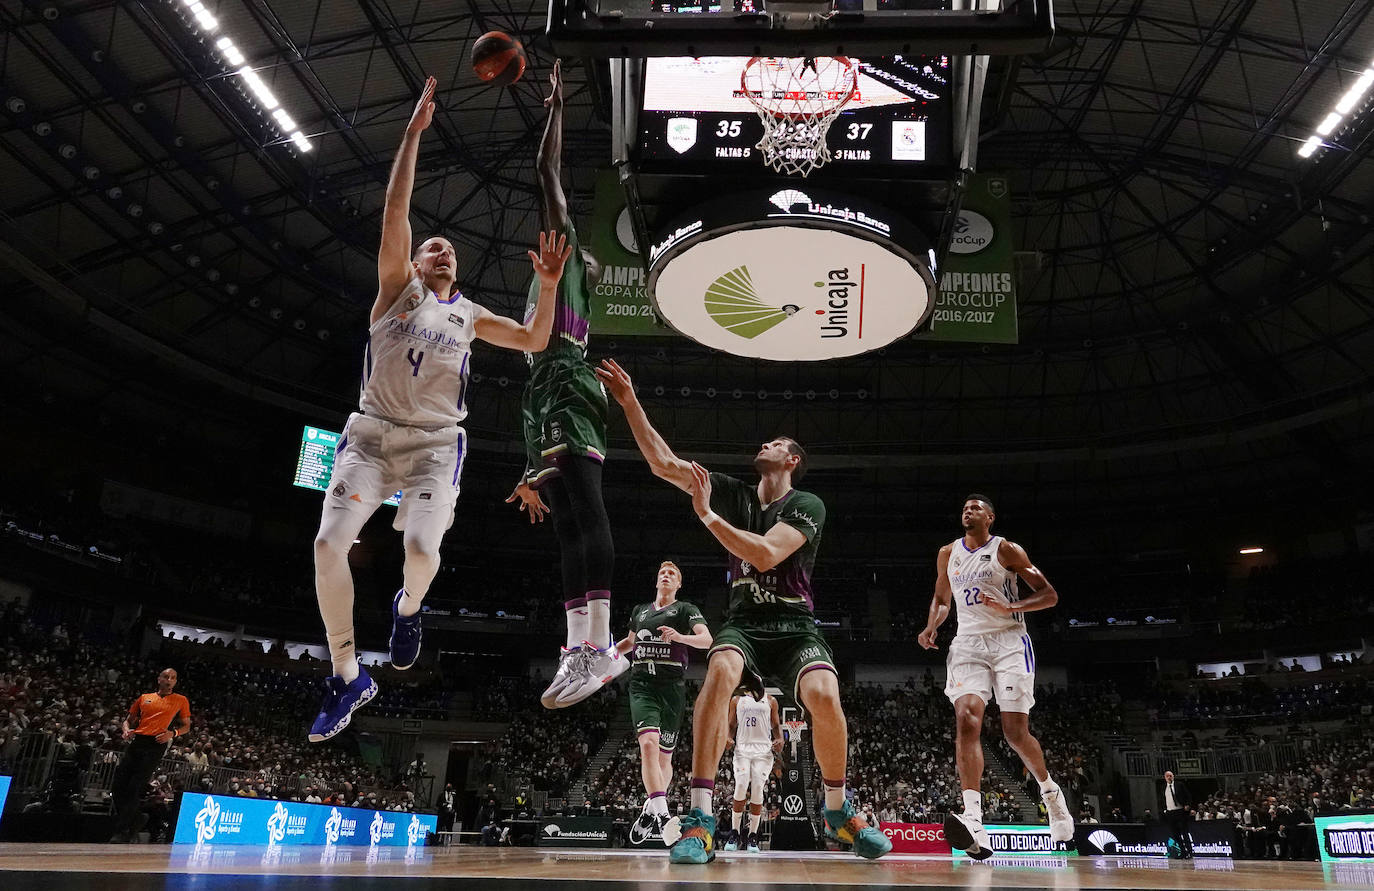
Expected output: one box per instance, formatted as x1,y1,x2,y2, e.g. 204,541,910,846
109,667,191,842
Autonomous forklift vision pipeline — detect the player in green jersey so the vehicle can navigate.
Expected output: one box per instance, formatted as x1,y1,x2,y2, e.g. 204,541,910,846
595,358,892,864
611,561,712,844
505,61,622,710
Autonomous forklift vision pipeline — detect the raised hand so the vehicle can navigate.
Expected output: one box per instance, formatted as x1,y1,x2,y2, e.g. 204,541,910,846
528,229,572,287
408,76,437,135
594,358,636,406
689,461,713,520
545,59,563,109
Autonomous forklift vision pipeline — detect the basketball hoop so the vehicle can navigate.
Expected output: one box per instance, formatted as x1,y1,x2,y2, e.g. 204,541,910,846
783,718,808,757
741,56,858,177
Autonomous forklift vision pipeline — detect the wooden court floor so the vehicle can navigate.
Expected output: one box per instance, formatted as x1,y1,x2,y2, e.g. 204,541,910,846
0,843,1364,890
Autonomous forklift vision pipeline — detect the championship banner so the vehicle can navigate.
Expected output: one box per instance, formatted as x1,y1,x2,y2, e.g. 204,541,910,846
587,171,660,336
1317,813,1374,862
879,822,949,855
950,823,1074,858
0,776,10,828
1075,821,1237,858
172,793,436,847
921,172,1019,344
538,815,613,848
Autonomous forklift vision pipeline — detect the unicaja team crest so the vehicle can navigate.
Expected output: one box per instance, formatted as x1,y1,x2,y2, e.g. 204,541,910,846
407,814,424,846
325,808,343,845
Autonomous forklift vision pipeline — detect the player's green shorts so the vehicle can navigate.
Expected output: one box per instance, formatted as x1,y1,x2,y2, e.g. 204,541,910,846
708,614,838,703
521,352,608,488
629,671,686,752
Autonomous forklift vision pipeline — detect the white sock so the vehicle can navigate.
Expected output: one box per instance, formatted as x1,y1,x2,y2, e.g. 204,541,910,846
397,587,422,618
823,780,846,811
1039,777,1058,794
690,786,713,813
327,629,359,683
962,788,983,821
731,809,743,831
748,811,761,834
565,602,589,650
587,593,611,648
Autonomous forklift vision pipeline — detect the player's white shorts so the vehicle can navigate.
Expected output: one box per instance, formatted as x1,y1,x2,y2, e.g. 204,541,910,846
324,412,467,533
944,629,1036,713
732,749,773,798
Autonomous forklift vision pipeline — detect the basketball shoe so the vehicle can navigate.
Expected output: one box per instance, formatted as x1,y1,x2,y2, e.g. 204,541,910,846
1041,784,1075,843
668,808,716,864
389,589,422,670
629,807,660,845
746,830,761,853
540,644,587,709
308,668,377,742
554,641,628,707
721,828,740,851
943,811,994,861
823,799,893,859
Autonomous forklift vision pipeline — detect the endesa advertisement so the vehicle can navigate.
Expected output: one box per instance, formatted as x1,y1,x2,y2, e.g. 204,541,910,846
172,793,437,847
879,823,950,854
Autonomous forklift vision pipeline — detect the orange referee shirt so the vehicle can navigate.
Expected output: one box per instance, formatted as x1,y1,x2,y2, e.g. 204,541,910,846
128,692,191,737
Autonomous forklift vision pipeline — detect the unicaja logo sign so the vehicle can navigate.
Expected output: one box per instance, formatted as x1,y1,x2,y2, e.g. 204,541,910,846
266,802,289,846
369,811,384,845
1087,829,1120,852
769,189,811,212
194,796,220,843
703,266,800,340
324,808,343,845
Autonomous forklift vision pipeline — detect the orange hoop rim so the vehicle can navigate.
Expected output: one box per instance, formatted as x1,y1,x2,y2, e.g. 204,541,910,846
740,56,859,120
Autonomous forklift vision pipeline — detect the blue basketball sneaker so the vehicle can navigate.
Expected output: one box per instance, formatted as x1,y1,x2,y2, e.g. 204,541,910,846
308,668,377,743
823,799,893,860
390,588,422,670
668,808,716,864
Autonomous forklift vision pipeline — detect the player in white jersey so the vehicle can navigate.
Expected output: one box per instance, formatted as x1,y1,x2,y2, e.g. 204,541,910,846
308,76,573,743
722,672,781,852
917,494,1074,858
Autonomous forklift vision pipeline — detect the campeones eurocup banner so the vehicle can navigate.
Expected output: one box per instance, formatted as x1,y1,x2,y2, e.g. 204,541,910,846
173,793,437,847
1317,814,1374,862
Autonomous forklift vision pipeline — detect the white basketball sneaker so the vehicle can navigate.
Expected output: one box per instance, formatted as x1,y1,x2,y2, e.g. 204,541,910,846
1042,784,1075,843
554,641,628,707
540,645,587,709
943,811,993,861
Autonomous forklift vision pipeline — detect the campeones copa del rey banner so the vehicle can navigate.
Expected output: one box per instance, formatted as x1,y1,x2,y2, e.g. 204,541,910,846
173,793,438,847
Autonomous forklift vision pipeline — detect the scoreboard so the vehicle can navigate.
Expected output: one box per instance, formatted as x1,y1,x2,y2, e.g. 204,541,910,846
637,55,954,171
293,425,399,507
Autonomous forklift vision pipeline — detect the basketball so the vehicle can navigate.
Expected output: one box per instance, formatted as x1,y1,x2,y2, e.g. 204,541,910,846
472,31,526,87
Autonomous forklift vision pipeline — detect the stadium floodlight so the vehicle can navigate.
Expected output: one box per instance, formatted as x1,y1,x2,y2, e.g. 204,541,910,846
1298,64,1374,159
1334,67,1374,115
1238,547,1264,555
237,66,279,110
169,2,314,152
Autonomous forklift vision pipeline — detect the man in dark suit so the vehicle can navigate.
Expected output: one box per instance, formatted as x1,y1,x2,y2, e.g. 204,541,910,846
1161,770,1194,858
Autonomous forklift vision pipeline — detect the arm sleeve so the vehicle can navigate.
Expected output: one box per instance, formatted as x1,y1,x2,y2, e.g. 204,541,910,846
684,603,706,627
778,491,825,543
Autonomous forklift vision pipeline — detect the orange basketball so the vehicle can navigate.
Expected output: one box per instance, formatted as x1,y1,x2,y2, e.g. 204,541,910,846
472,31,526,88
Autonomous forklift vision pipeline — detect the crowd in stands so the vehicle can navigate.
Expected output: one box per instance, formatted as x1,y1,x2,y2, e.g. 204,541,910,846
0,597,441,835
475,674,617,799
1146,675,1372,724
1234,555,1373,631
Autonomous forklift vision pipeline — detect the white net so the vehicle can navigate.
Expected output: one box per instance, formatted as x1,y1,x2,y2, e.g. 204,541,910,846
741,56,858,177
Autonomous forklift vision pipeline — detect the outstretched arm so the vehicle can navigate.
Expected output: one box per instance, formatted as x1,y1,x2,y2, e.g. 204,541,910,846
537,60,569,233
986,540,1058,615
594,358,695,491
373,76,437,325
473,230,571,351
917,545,954,649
